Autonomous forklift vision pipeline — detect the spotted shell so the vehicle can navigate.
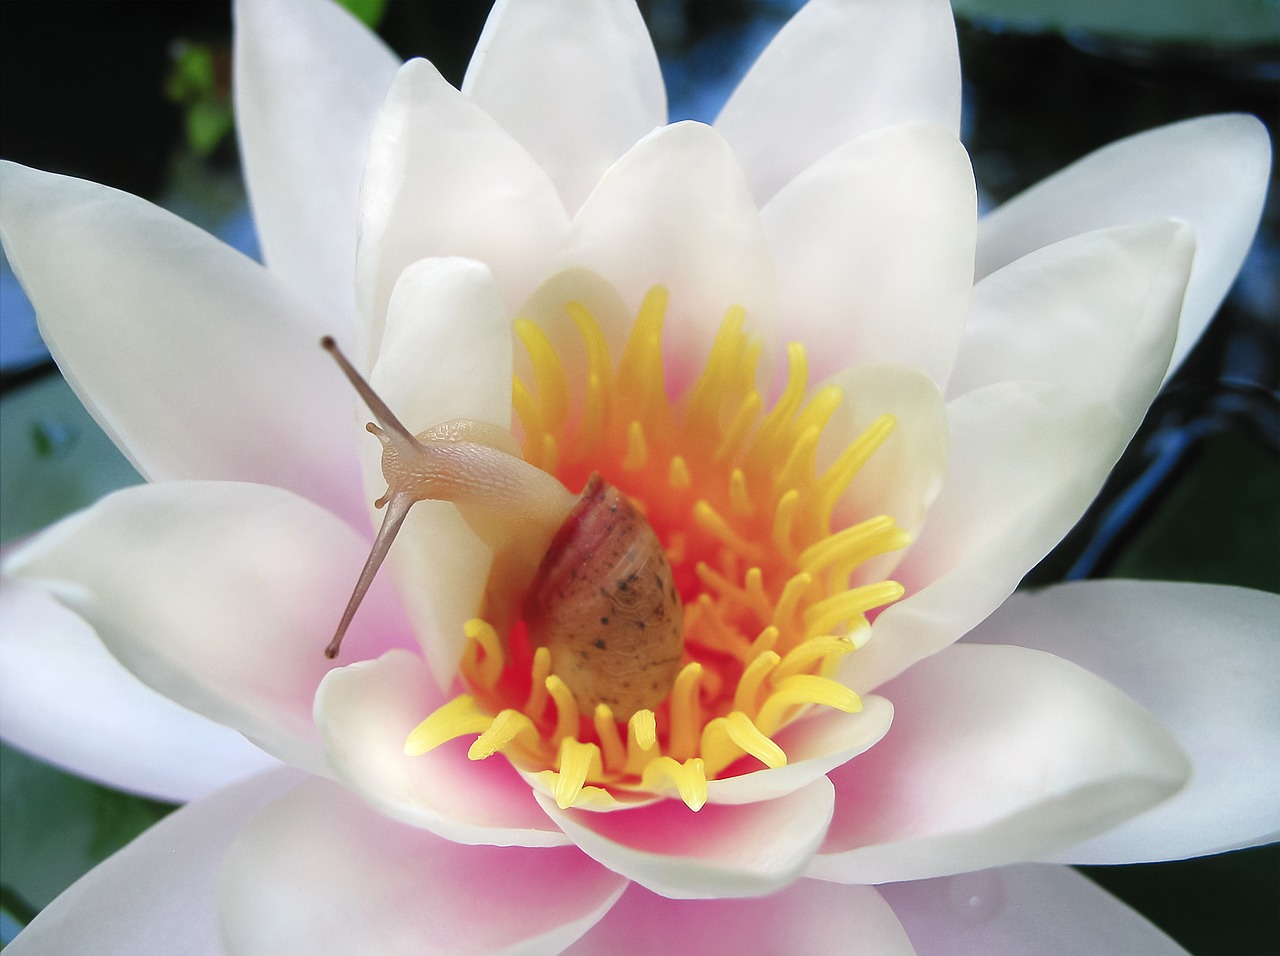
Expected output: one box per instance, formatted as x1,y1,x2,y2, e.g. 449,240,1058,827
523,474,684,722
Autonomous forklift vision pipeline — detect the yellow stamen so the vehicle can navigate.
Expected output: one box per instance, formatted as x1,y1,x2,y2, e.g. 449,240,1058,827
403,288,913,810
405,695,493,756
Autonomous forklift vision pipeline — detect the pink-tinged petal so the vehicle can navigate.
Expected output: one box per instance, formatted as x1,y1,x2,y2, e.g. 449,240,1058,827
716,0,961,204
234,0,399,328
762,123,976,386
952,220,1195,424
0,162,366,529
552,122,778,390
316,649,570,847
880,864,1186,956
813,644,1189,885
966,580,1280,864
848,382,1127,693
976,115,1271,377
4,481,411,775
815,364,948,583
5,768,303,956
704,696,893,806
221,776,627,955
462,0,665,216
567,879,913,955
0,577,278,803
362,257,514,685
538,777,834,899
356,58,569,365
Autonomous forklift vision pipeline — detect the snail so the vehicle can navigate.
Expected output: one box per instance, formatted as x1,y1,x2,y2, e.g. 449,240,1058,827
321,337,684,720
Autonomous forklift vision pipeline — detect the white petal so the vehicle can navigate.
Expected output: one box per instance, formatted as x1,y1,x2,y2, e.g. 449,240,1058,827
762,123,976,387
0,162,366,529
462,0,665,216
316,649,570,847
814,363,948,584
966,580,1280,863
703,696,893,806
4,768,302,956
566,879,913,955
363,257,513,685
221,776,627,955
0,577,277,803
879,864,1187,956
715,0,961,204
234,0,399,328
847,381,1126,693
4,481,412,774
356,58,569,365
553,122,777,390
952,220,1195,424
812,643,1189,884
537,777,834,899
976,115,1271,377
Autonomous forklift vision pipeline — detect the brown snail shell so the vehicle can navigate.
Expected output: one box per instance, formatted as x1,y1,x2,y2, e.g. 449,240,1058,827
524,474,684,722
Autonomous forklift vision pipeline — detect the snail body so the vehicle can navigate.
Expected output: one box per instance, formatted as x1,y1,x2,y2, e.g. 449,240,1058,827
321,337,683,719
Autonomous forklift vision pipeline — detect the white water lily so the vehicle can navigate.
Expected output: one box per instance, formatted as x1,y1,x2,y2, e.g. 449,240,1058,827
0,0,1276,952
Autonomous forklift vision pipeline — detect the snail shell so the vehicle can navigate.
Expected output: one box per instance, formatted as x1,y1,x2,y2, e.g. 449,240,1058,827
320,337,684,720
524,474,683,722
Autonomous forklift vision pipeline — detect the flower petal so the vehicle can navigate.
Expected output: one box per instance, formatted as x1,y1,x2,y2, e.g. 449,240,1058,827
356,58,569,365
316,649,570,847
966,580,1280,864
462,0,665,216
552,122,777,389
4,768,302,956
879,864,1187,956
537,776,834,899
715,0,961,204
703,696,893,806
362,257,514,685
234,0,399,328
566,878,913,955
762,122,976,386
975,114,1271,376
815,363,948,583
812,643,1189,884
220,776,627,955
848,381,1127,693
0,162,366,529
4,481,411,774
0,577,277,803
952,219,1195,426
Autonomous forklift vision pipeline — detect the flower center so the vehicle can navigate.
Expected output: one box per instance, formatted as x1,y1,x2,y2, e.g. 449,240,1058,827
405,287,908,811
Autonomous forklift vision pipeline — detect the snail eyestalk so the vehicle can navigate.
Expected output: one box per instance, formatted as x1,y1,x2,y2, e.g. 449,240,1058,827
318,334,685,719
321,337,572,658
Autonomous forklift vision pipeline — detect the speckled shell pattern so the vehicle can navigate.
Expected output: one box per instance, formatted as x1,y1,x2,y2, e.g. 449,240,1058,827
523,474,684,722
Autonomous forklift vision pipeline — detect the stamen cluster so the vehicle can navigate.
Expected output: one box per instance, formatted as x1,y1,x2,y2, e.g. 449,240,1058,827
407,288,908,810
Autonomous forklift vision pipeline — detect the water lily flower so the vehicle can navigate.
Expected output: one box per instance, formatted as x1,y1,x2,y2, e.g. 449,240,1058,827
1,0,1276,952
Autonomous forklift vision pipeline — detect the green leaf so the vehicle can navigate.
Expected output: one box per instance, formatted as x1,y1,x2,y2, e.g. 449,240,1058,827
337,0,388,30
0,373,142,545
0,744,173,917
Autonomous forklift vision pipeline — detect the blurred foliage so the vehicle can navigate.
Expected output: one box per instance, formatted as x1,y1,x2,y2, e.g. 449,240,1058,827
0,743,172,935
337,0,388,30
0,375,141,545
165,41,234,157
953,0,1280,44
